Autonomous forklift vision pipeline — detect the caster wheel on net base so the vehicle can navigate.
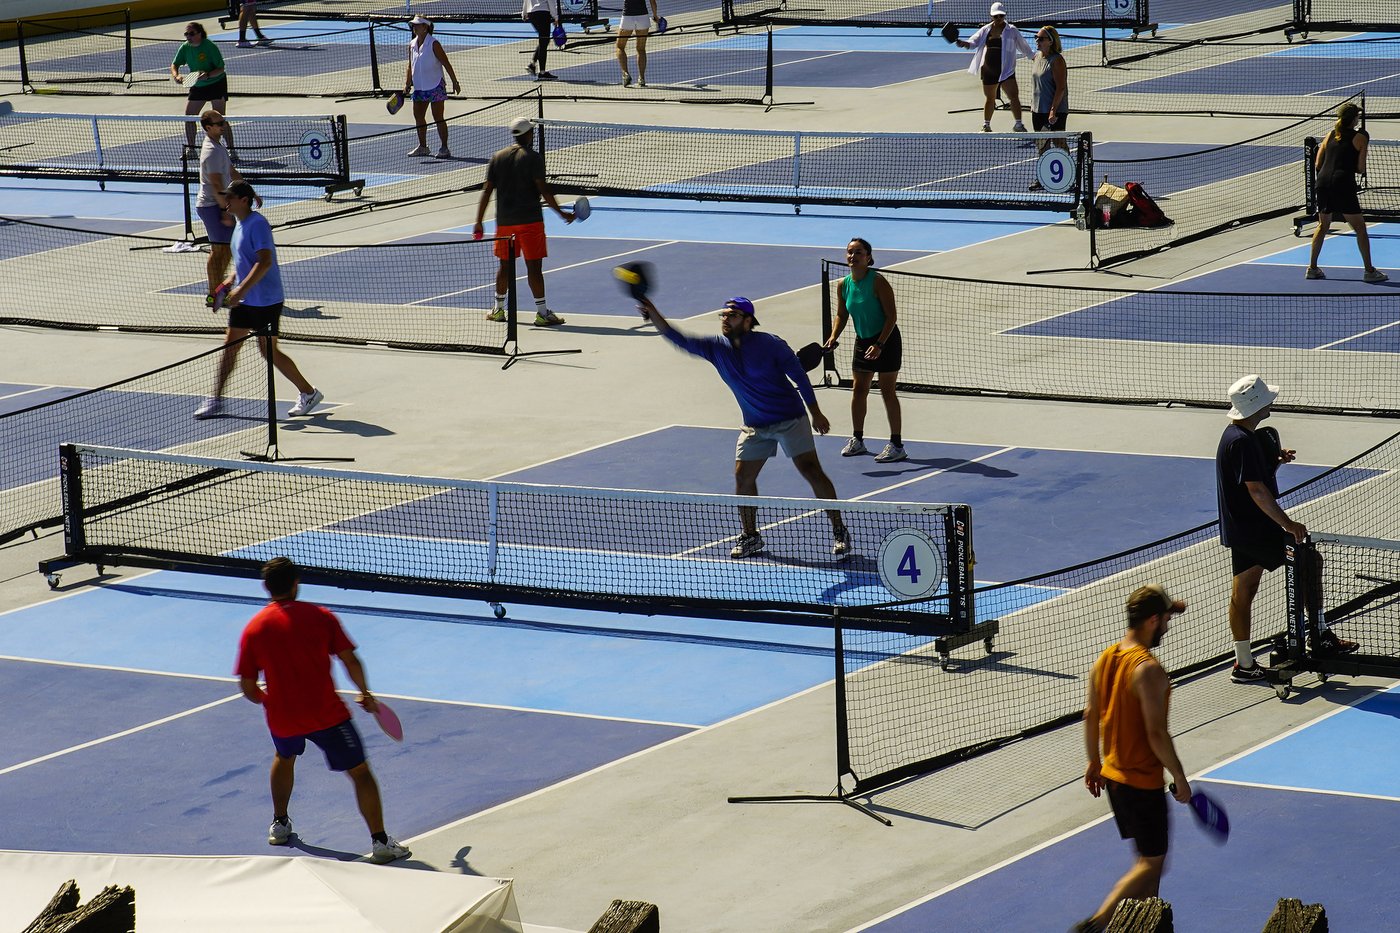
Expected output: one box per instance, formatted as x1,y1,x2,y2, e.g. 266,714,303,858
1274,682,1291,700
492,603,506,619
45,573,60,590
984,637,995,654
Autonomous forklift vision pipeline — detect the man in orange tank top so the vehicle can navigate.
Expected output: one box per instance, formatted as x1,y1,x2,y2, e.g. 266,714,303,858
1073,584,1192,933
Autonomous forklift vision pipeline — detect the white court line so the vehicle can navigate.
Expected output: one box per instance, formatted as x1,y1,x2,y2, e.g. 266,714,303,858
0,385,58,403
0,694,243,777
405,676,835,846
409,240,680,306
1201,776,1400,805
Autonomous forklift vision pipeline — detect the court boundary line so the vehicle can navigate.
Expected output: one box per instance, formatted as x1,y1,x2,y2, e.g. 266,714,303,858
1200,775,1400,805
0,693,243,777
404,676,836,845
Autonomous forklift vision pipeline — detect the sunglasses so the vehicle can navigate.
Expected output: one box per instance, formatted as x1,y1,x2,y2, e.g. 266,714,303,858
719,310,745,319
1036,35,1050,41
204,119,226,127
185,30,200,36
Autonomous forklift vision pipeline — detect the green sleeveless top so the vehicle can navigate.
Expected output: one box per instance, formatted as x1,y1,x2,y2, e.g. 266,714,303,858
842,271,885,340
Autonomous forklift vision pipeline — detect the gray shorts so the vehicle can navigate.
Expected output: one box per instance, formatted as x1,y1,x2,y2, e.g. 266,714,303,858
735,416,815,461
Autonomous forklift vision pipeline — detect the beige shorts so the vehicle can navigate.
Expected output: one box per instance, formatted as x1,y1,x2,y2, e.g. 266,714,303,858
735,416,815,461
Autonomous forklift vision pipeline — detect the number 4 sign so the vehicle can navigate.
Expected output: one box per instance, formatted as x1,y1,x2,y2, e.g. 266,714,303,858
877,528,945,600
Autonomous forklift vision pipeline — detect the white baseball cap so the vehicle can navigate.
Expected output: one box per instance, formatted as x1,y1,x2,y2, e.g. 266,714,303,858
990,2,1007,16
1227,374,1280,420
410,14,431,25
509,117,533,136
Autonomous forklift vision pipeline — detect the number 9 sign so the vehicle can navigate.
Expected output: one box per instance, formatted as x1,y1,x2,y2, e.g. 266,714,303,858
1035,147,1077,194
877,528,945,601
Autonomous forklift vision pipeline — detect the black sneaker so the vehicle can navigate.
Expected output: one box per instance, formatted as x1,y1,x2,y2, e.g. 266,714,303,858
1231,662,1267,684
1314,629,1360,656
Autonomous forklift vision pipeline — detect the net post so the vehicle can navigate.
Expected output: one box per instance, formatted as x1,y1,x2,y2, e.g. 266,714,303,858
1283,537,1311,661
368,21,382,96
122,9,133,86
820,260,835,386
1303,136,1318,218
832,611,853,782
17,19,31,92
263,327,279,456
335,115,351,186
58,444,86,560
506,237,518,346
791,131,801,212
1080,132,1099,267
947,504,974,631
181,148,195,242
764,26,774,106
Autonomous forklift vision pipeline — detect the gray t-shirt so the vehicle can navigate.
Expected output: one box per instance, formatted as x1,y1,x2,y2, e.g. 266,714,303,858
1032,53,1068,116
487,143,545,226
198,138,233,208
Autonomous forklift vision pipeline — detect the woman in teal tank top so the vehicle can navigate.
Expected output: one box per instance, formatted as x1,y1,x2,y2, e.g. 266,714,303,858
822,237,905,463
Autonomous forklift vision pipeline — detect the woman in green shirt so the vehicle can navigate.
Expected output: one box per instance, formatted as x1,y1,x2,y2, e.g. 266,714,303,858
171,23,233,154
823,237,905,463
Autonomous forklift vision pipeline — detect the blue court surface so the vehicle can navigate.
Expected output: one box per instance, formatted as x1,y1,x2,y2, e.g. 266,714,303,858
859,684,1400,932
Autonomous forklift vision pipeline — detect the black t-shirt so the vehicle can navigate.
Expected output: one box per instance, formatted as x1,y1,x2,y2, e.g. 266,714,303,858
623,0,649,15
1319,126,1366,184
486,143,545,226
1216,423,1280,548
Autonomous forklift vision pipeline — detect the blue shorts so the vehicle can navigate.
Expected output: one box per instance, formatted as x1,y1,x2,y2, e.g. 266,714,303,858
412,81,447,103
272,718,366,771
196,204,233,245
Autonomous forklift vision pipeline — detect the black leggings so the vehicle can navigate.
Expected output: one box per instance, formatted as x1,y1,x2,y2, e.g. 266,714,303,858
529,11,552,69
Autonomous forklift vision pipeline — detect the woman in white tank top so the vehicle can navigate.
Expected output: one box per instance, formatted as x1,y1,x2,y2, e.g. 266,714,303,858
403,16,461,159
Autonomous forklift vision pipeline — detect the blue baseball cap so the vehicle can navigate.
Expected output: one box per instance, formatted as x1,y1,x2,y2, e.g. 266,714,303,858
725,296,758,324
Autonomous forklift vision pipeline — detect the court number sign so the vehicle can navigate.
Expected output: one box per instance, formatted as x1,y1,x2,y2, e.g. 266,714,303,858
877,528,944,601
1035,148,1077,194
299,131,334,171
1107,0,1134,14
562,0,589,11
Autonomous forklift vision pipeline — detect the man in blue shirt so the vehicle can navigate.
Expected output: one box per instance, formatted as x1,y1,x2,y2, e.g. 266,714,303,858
196,180,322,420
639,295,851,559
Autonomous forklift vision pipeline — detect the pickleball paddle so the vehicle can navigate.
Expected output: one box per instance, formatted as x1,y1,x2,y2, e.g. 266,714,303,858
940,23,959,44
573,196,591,221
1170,783,1229,843
796,341,830,372
613,261,654,301
552,24,567,47
656,16,669,33
373,699,404,742
210,282,231,313
1257,425,1283,478
386,90,405,115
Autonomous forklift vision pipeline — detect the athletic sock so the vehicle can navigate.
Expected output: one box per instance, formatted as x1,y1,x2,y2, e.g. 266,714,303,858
493,294,506,311
273,815,289,825
891,434,902,446
535,297,549,314
853,432,863,441
371,831,388,845
1234,639,1254,667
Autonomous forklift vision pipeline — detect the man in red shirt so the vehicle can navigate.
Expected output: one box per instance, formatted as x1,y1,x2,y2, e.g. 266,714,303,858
235,557,410,863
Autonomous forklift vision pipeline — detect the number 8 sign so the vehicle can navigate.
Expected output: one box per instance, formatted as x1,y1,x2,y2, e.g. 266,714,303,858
1035,148,1077,194
298,130,334,172
877,528,945,601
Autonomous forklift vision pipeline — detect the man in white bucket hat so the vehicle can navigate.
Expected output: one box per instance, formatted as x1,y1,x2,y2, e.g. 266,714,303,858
1215,375,1356,683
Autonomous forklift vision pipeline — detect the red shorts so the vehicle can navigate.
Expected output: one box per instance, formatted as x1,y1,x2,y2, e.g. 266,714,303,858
494,221,547,261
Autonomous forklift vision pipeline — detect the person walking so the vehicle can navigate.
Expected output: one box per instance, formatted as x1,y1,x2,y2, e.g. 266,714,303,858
194,110,247,311
1074,584,1192,933
474,117,574,327
616,0,661,87
196,180,322,419
236,557,411,863
236,1,272,47
523,0,562,81
1215,374,1356,682
1305,101,1388,283
956,2,1034,133
403,16,462,159
638,293,852,559
824,237,905,463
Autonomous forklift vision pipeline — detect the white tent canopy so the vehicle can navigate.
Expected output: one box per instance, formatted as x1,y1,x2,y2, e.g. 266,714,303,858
0,850,542,933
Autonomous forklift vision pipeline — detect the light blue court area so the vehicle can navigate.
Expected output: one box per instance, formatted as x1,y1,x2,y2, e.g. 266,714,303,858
0,180,190,223
0,572,840,725
1255,225,1400,274
1206,684,1400,797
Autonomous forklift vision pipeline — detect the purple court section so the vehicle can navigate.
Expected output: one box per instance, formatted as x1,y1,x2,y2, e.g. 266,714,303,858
1111,56,1400,99
0,658,689,856
864,782,1400,932
496,425,1348,582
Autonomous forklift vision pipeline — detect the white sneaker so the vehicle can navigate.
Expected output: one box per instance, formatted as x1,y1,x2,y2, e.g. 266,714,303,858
256,36,274,46
268,817,292,845
622,73,632,87
236,39,253,48
832,526,852,558
406,144,430,157
1013,121,1027,132
874,442,907,463
194,397,223,419
289,388,323,416
370,836,411,864
730,532,764,559
435,147,451,159
1365,269,1389,283
840,436,868,457
981,122,992,132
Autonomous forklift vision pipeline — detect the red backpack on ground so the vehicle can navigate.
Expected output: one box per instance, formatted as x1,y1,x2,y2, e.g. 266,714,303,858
1124,182,1169,227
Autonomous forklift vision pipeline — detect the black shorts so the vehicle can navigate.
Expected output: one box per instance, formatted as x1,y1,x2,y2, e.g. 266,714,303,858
229,301,282,334
1032,111,1068,131
852,327,902,374
1231,535,1285,576
1316,177,1361,217
188,76,229,102
1106,778,1169,858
